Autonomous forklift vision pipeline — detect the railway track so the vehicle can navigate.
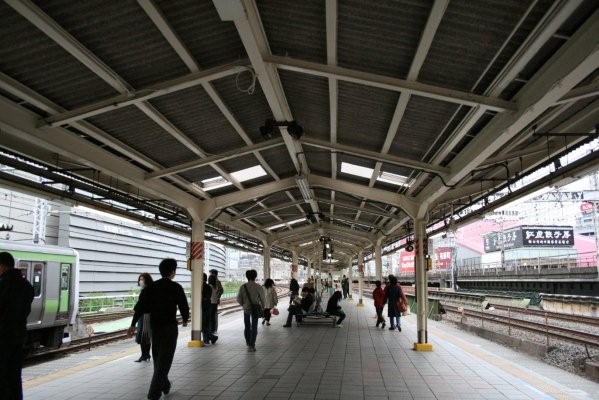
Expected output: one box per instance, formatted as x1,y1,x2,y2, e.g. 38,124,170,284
443,304,599,348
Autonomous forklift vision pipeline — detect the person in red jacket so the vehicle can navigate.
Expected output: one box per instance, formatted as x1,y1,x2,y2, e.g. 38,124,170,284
372,280,386,329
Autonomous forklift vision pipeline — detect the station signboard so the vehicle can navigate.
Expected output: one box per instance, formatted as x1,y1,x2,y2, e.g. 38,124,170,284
484,225,574,252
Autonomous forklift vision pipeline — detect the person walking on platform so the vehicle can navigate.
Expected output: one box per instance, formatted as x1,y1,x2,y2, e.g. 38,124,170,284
383,275,405,331
372,280,386,328
341,275,349,299
262,278,277,326
289,277,299,303
236,269,265,352
0,251,34,400
326,290,346,327
204,273,219,344
128,258,189,400
209,269,223,333
134,272,154,362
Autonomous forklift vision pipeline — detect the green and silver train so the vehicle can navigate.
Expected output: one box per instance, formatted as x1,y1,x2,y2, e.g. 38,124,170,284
0,240,79,349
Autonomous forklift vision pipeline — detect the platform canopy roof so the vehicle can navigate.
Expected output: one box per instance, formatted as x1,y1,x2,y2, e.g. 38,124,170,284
1,0,598,267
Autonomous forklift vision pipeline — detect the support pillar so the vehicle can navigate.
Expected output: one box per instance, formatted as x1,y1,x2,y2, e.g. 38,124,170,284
375,244,382,281
263,241,271,279
188,220,205,347
347,256,353,300
357,251,364,307
414,218,433,351
291,250,298,280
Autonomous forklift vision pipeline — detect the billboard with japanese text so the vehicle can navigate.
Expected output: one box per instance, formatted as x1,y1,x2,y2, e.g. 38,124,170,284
434,247,453,270
484,226,573,252
398,251,415,273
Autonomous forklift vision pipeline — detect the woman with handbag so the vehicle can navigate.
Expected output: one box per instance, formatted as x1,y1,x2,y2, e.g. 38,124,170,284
236,269,265,352
262,278,277,326
383,275,405,331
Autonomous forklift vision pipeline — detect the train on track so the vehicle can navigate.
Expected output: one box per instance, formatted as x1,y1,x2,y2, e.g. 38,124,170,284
0,240,79,350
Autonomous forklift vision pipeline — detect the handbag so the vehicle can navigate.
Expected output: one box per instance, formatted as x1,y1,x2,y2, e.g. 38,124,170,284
271,307,279,316
244,284,264,318
396,285,408,313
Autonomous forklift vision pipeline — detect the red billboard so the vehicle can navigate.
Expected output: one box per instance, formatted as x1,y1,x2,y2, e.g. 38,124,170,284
399,251,415,273
434,247,452,270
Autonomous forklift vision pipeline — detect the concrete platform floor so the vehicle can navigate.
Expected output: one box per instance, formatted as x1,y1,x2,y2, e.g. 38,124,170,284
23,296,599,399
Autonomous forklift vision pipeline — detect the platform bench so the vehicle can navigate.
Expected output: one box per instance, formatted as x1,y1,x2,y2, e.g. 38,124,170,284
296,312,337,326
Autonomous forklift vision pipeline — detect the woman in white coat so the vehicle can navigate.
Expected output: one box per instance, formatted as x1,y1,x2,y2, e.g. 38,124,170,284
262,278,278,326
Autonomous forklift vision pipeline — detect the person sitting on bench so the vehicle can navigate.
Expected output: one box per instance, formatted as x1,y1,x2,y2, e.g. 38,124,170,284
283,288,314,327
326,290,346,327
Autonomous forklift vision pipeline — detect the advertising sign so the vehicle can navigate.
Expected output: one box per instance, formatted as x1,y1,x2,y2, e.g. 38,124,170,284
484,226,574,252
434,247,452,270
399,251,415,273
521,226,574,246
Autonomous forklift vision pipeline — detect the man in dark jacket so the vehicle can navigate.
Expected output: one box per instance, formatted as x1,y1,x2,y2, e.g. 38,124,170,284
0,251,34,400
128,258,189,400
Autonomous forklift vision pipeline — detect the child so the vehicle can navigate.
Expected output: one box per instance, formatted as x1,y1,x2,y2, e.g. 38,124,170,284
372,280,386,329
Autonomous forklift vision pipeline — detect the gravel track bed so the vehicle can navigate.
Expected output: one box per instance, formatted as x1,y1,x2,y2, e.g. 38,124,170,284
440,302,599,376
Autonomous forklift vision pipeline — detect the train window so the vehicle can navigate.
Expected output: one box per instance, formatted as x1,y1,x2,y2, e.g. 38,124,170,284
60,264,70,290
32,263,44,297
18,261,29,279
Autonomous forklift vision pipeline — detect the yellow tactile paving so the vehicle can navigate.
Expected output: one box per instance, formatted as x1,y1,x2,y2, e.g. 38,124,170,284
428,324,578,400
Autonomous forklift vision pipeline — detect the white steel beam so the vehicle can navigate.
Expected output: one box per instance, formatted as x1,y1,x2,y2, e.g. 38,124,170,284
231,199,304,221
42,63,246,127
308,175,419,218
0,96,202,220
415,9,599,219
0,72,208,198
301,137,450,176
265,55,517,112
407,1,581,195
5,0,131,95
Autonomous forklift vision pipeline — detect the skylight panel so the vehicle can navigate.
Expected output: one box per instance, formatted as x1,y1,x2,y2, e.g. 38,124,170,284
231,165,267,181
341,162,373,179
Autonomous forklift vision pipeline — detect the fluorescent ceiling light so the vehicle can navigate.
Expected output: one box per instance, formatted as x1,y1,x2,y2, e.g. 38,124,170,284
268,218,305,231
378,171,412,187
296,175,313,201
200,176,231,191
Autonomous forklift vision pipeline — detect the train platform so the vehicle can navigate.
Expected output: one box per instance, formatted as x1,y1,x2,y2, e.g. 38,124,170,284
23,296,599,400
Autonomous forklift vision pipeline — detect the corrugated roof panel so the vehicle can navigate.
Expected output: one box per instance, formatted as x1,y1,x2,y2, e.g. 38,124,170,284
148,86,246,155
211,72,273,144
0,2,118,109
156,0,247,70
279,70,330,142
258,0,326,64
419,0,533,92
390,96,460,162
338,0,433,79
34,0,189,89
86,106,196,168
337,81,398,152
304,149,332,178
472,0,554,95
258,147,297,179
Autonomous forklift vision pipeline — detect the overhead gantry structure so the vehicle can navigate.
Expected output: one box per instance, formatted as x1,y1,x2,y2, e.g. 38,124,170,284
0,0,597,350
